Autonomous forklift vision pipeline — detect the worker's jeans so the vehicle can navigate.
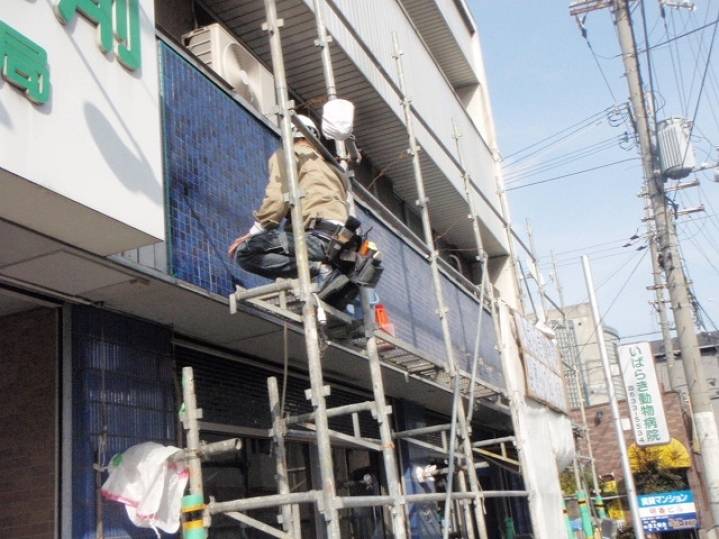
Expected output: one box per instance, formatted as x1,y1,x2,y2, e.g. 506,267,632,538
235,229,329,279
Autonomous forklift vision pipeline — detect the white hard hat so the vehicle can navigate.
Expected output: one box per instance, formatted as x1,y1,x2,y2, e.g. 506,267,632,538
293,114,319,139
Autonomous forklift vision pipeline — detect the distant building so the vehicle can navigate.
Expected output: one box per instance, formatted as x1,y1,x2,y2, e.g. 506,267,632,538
648,331,719,418
549,302,624,409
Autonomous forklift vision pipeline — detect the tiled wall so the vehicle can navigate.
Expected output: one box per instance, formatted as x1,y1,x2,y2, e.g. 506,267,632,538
347,206,504,388
161,44,280,294
72,306,175,539
159,42,504,389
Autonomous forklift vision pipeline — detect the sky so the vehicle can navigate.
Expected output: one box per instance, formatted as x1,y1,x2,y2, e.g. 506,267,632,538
468,0,719,342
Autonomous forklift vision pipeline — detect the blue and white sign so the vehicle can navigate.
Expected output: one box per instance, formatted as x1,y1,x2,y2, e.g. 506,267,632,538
637,490,700,532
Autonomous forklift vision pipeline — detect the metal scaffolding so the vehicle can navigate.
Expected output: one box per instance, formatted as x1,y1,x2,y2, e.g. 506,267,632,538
178,1,533,539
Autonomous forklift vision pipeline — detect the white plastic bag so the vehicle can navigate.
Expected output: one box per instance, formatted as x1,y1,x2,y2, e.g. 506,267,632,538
321,99,354,140
101,442,188,535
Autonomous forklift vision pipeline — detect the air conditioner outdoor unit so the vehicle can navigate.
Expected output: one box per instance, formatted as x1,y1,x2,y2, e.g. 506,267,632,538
183,24,276,123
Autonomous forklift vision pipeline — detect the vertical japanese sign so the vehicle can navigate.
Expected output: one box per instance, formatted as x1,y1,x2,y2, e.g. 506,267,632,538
618,342,670,446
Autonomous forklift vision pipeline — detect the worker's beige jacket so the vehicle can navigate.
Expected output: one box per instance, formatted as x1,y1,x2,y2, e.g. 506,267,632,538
253,140,348,231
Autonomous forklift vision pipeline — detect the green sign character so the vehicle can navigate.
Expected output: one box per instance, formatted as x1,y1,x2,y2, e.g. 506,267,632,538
0,21,51,104
54,0,114,53
53,0,141,70
114,0,141,70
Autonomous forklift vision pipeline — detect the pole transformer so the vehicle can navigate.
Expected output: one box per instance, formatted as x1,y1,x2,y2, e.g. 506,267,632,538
612,0,719,529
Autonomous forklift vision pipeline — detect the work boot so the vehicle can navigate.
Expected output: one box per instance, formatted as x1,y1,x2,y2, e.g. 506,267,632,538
317,269,359,311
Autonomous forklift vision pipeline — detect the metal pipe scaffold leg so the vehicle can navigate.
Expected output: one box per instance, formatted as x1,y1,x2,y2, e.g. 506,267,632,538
310,3,408,537
456,467,475,539
594,494,607,520
452,120,494,446
181,367,208,539
261,1,342,538
361,287,410,539
269,377,300,539
577,490,594,539
563,500,574,539
311,0,348,172
451,120,493,538
391,32,488,539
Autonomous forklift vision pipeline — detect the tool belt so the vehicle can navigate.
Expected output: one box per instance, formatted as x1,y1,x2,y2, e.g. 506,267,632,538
349,241,383,287
307,218,357,265
308,218,384,289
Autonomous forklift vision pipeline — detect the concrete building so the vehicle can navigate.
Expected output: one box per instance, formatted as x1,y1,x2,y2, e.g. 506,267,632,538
550,302,624,408
1,2,573,539
650,331,719,418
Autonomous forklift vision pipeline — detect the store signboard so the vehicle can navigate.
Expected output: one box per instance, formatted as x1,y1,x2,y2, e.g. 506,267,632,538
618,342,670,446
637,490,699,532
513,311,568,413
1,1,164,253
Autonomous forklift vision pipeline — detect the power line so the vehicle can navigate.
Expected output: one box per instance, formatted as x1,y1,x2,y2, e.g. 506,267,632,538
575,13,621,103
505,158,637,191
685,4,719,145
504,135,627,183
502,107,617,164
642,18,719,53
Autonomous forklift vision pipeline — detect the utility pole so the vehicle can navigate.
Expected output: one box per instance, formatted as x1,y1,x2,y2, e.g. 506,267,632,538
610,0,719,530
643,203,681,396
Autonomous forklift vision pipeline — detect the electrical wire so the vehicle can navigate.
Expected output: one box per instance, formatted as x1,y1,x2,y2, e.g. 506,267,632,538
503,135,629,184
660,2,690,113
501,1,719,338
505,158,637,191
502,107,615,164
594,247,648,295
652,2,719,170
636,16,718,53
684,4,719,148
639,0,661,140
550,235,643,258
549,245,647,272
503,119,607,171
678,219,719,278
546,248,651,361
575,14,620,104
673,219,716,332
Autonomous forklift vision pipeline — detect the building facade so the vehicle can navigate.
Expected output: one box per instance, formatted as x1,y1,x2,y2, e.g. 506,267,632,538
650,331,719,419
551,302,624,408
1,2,572,538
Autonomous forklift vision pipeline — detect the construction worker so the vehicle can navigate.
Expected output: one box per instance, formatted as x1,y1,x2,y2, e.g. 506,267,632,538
228,114,351,281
